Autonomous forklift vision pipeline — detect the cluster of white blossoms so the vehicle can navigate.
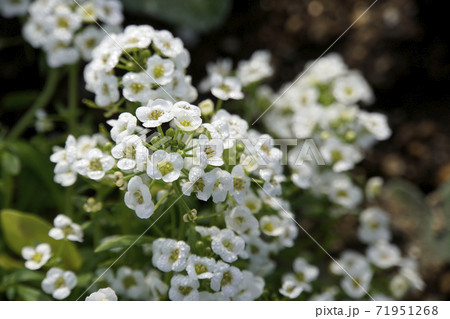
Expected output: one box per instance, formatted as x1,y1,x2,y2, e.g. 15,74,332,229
0,0,30,18
329,205,424,300
199,50,273,101
84,24,197,108
21,0,123,67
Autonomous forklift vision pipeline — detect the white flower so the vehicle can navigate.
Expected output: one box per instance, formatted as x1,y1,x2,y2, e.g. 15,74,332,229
44,40,80,68
111,134,148,171
186,255,216,280
152,239,190,272
122,72,152,103
93,74,120,107
74,148,115,180
49,214,83,242
146,55,175,85
124,176,154,219
41,268,77,300
280,258,319,299
211,229,246,263
225,206,259,236
365,176,384,200
153,30,183,58
85,287,118,301
173,110,202,132
196,134,224,167
91,36,122,72
357,207,392,244
21,243,51,270
135,99,173,128
194,225,221,237
399,258,424,292
97,0,124,26
358,111,391,141
259,169,284,197
321,137,362,172
332,72,373,105
208,168,233,203
390,274,410,299
367,242,401,269
172,101,201,117
279,279,304,299
45,5,81,43
22,17,47,48
0,0,30,18
340,264,373,299
147,150,183,182
169,275,199,301
230,165,250,203
330,250,369,276
210,261,243,298
237,50,273,86
50,135,78,187
112,266,148,300
233,270,265,301
120,24,153,49
327,174,362,209
74,26,105,60
305,53,347,84
260,215,284,236
107,112,137,143
181,166,214,201
243,190,262,213
211,76,244,101
146,270,168,300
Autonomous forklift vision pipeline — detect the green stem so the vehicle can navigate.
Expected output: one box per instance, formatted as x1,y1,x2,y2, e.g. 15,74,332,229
68,63,79,134
153,189,170,213
8,68,60,139
157,126,164,137
215,99,223,111
197,211,223,220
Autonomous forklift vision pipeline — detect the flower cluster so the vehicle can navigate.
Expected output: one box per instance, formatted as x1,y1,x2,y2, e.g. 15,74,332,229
84,25,197,109
21,0,123,67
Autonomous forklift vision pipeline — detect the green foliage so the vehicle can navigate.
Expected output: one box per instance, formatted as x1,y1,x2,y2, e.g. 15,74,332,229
0,209,82,271
122,0,231,32
94,235,154,253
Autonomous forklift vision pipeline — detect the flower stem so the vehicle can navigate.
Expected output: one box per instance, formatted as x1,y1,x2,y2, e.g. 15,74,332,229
215,99,223,111
8,68,61,139
68,63,79,134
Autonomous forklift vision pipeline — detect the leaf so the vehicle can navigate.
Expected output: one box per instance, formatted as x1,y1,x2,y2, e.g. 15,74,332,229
1,269,44,288
1,150,21,176
94,235,154,253
0,209,83,271
15,285,52,301
0,252,22,271
122,0,232,32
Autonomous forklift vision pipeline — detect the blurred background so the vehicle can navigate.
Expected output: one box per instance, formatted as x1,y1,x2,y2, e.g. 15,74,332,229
1,0,449,299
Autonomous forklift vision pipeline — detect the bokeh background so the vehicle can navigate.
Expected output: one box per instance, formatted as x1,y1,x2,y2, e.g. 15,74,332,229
1,0,449,299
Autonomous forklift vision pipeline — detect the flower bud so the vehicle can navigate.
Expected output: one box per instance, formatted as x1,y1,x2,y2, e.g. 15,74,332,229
199,99,214,116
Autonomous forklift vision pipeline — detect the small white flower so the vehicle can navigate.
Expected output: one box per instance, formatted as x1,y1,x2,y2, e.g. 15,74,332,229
365,176,384,200
207,168,232,203
124,176,154,219
51,135,78,187
135,99,173,128
49,214,83,242
41,268,77,300
173,110,202,132
21,243,51,270
358,111,391,141
211,229,246,263
210,261,243,298
279,279,304,299
74,148,115,180
122,72,152,103
260,215,284,236
357,207,392,244
233,270,265,301
330,250,369,276
340,264,373,299
152,239,190,272
97,0,124,26
147,150,183,182
186,255,216,280
44,40,80,68
196,134,224,167
367,242,401,269
45,5,81,43
259,169,285,197
225,206,259,236
107,112,137,143
93,74,120,107
243,190,262,213
146,270,168,300
236,50,273,86
321,137,362,173
112,266,148,300
169,275,199,301
120,24,153,49
230,165,250,204
85,287,118,301
153,30,183,58
332,72,373,105
194,225,221,237
74,26,105,61
111,134,148,171
146,55,175,85
172,101,201,117
211,76,244,101
327,174,362,209
181,166,214,201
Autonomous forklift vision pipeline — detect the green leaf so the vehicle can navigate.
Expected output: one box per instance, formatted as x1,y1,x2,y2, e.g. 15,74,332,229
1,269,44,288
1,150,21,176
0,252,22,271
122,0,231,32
94,235,154,253
0,209,83,271
15,285,52,301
